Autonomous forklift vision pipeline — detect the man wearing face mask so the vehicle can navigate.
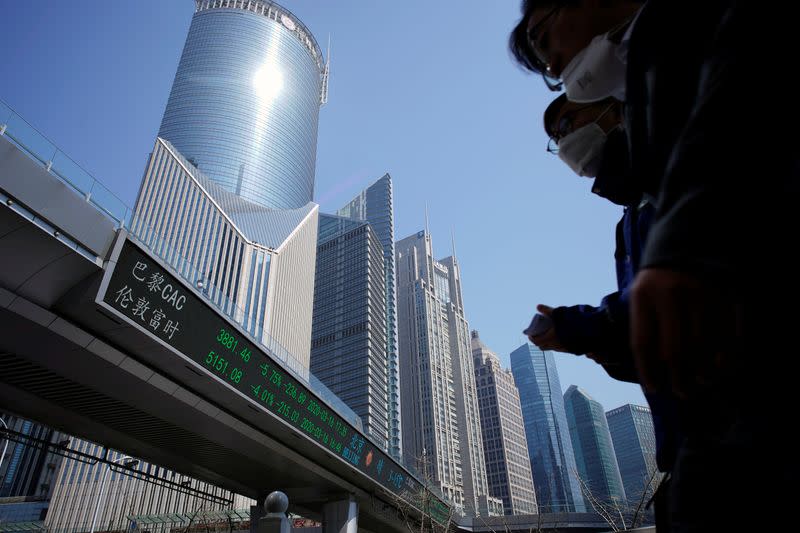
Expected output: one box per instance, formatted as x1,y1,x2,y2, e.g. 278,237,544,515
510,1,798,530
529,95,677,531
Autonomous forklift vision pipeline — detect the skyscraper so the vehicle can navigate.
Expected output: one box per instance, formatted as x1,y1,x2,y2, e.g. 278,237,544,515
395,231,499,516
311,214,389,449
563,386,626,507
337,174,401,459
159,0,329,210
605,404,658,507
471,332,538,515
510,344,585,513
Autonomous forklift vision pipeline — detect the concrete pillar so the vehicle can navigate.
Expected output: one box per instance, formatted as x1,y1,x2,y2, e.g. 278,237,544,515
323,495,358,533
256,491,291,533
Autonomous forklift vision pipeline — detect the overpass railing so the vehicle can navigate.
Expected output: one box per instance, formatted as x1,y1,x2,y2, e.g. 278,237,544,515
0,98,132,229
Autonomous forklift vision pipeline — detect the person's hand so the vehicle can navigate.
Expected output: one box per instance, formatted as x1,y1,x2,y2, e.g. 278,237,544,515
529,304,568,352
630,267,736,398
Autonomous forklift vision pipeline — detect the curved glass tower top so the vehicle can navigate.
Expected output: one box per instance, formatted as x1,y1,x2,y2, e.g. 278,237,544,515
159,0,327,210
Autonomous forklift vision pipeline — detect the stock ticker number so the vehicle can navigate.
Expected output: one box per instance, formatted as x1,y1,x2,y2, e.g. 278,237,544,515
205,350,243,384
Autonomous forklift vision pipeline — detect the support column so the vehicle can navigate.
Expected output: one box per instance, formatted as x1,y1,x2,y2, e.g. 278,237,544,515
323,495,358,533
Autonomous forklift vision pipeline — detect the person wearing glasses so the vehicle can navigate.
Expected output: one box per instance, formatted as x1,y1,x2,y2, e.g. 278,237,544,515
531,95,676,531
510,1,797,531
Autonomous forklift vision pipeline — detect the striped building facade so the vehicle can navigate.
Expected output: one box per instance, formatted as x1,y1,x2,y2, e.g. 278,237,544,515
131,137,319,370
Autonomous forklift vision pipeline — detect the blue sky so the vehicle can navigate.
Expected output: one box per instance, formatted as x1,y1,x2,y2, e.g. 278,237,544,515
0,0,644,410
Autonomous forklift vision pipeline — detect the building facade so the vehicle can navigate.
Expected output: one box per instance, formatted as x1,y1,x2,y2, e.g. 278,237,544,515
510,344,585,513
159,0,329,210
395,231,499,516
132,138,319,369
43,438,252,533
0,414,66,524
563,386,626,507
338,174,401,460
605,404,658,507
471,332,538,515
311,214,389,449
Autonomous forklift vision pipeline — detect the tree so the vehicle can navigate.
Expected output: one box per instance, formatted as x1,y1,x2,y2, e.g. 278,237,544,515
571,462,662,531
386,451,457,533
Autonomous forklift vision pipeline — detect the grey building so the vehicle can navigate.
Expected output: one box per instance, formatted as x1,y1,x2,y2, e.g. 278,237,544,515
0,414,66,524
44,438,252,533
311,214,389,449
395,231,500,516
337,174,401,459
563,386,626,508
471,332,538,515
159,0,329,210
606,404,658,507
510,343,585,513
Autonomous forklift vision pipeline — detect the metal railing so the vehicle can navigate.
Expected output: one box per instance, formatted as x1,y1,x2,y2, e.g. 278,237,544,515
0,98,133,229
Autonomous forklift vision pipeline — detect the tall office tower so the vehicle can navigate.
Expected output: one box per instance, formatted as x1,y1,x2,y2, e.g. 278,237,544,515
135,0,329,365
510,344,586,513
471,332,538,515
437,255,495,516
43,438,253,533
395,231,499,516
310,214,389,449
337,174,401,459
605,404,658,507
159,0,329,210
0,414,66,524
563,386,627,507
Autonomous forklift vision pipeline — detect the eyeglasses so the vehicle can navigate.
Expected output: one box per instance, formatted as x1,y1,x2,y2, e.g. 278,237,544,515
527,6,561,67
546,102,616,154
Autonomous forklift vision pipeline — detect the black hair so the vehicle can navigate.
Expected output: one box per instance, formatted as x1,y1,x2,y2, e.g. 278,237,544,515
509,0,642,89
508,0,571,90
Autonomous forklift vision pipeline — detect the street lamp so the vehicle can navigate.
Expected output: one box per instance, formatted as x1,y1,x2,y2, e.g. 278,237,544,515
89,453,140,533
0,417,9,472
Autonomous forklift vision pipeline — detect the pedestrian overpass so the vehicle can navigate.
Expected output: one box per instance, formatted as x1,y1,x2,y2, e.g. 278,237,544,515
0,102,449,533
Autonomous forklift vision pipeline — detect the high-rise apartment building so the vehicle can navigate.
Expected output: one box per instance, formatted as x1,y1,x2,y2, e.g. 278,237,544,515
510,344,585,513
605,404,658,507
395,231,499,516
311,214,389,449
471,332,538,515
563,386,626,507
337,174,401,459
159,0,329,210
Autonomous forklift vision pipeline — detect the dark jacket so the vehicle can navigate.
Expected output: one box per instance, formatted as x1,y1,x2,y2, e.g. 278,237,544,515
549,130,648,378
625,0,800,410
549,129,679,471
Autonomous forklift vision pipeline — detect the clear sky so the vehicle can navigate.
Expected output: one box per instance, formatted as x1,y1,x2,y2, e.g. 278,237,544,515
0,0,645,411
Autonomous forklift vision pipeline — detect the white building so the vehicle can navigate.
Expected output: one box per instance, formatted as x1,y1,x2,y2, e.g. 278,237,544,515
395,231,501,516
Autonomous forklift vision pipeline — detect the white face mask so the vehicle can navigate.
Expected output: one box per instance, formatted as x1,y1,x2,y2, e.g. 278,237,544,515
557,123,608,177
560,33,626,103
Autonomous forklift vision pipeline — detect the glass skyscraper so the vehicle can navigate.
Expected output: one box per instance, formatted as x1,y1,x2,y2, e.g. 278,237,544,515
510,344,585,513
605,404,658,507
158,0,329,210
311,214,389,449
563,386,626,507
338,174,401,459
